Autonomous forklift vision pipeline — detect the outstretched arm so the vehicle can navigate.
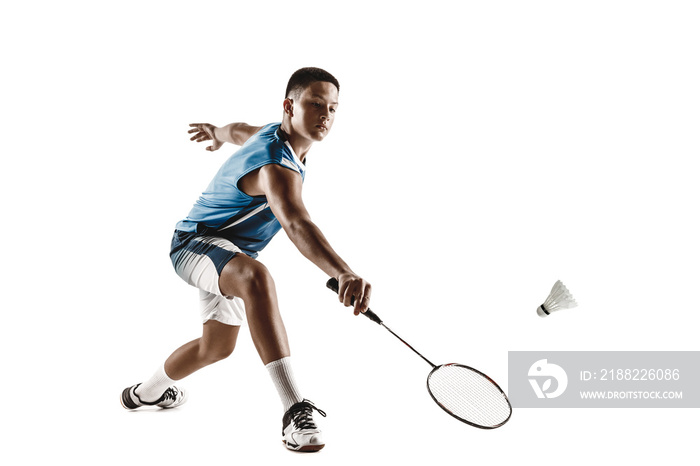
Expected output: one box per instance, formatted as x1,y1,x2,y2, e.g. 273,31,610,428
241,163,372,315
188,122,263,151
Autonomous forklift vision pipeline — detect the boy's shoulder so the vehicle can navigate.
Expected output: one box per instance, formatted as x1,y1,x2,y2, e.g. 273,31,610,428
241,123,286,154
220,123,303,180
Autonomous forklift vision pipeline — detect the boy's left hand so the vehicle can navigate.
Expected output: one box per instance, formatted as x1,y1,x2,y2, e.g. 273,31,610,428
188,123,223,152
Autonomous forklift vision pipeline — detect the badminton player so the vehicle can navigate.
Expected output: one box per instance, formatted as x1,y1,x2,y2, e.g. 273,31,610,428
120,67,371,452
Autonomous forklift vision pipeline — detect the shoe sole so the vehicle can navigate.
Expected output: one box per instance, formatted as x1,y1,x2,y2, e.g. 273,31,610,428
283,441,325,453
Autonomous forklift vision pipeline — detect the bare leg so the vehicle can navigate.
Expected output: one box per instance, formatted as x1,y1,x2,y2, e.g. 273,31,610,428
218,253,290,365
161,252,288,380
164,320,241,380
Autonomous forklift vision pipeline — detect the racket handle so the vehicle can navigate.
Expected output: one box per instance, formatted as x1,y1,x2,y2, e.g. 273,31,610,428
325,278,382,325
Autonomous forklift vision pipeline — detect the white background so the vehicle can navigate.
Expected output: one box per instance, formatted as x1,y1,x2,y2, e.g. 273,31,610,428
2,1,698,464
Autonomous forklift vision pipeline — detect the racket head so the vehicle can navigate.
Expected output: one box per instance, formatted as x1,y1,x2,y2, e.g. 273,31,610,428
427,363,512,429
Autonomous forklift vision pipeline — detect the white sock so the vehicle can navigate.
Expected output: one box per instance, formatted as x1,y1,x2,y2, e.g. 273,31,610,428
266,357,304,412
135,363,176,403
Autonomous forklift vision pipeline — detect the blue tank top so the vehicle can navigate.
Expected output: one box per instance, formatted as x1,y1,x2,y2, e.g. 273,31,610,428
175,123,305,258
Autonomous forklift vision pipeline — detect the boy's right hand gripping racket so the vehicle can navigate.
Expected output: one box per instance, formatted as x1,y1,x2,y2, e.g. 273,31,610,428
326,277,512,429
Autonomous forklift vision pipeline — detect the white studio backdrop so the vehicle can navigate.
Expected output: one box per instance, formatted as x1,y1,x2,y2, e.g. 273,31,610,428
1,1,698,465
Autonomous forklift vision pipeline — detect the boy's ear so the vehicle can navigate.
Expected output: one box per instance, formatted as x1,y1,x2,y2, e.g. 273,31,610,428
283,98,294,116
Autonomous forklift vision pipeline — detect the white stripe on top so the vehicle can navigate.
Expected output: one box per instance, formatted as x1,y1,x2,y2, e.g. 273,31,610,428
217,202,269,231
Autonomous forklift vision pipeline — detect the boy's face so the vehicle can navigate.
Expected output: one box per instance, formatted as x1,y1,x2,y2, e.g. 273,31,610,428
287,81,339,142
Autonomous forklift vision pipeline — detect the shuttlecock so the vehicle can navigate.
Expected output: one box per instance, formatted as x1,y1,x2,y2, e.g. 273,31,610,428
537,280,577,317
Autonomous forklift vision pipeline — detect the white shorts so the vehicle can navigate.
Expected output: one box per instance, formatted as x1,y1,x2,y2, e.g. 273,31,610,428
170,231,246,326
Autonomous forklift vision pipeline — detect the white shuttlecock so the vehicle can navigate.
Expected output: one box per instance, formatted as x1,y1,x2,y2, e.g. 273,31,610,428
537,280,578,317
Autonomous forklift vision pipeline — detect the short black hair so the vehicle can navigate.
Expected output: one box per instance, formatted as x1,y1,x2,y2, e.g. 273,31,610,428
285,67,340,99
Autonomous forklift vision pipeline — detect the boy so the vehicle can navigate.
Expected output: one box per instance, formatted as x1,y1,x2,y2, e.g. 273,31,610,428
120,67,372,452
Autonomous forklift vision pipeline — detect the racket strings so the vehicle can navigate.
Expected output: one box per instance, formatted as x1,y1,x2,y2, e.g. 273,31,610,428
428,364,511,428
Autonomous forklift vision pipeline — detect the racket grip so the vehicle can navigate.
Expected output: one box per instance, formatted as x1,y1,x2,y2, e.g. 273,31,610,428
325,277,382,325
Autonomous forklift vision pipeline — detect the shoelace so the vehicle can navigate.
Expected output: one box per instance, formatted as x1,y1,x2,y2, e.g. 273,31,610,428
160,387,178,403
290,400,327,429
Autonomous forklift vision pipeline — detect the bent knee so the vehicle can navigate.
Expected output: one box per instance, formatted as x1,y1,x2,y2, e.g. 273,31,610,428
242,262,275,294
221,257,276,301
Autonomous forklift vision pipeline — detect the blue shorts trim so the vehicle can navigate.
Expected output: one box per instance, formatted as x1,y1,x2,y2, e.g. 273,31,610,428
170,231,238,276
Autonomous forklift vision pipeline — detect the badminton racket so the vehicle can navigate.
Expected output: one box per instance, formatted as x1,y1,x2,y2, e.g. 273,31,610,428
326,277,512,429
